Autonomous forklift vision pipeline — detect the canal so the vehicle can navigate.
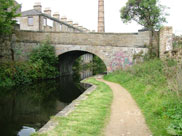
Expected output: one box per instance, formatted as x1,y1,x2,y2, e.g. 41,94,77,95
0,75,90,136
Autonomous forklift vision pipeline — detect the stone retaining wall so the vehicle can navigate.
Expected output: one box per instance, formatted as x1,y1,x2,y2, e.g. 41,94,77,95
163,49,182,63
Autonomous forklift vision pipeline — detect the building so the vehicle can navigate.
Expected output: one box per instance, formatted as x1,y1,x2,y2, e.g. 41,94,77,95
17,2,89,33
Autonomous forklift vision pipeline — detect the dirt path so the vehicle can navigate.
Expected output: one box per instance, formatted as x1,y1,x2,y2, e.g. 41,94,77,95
96,78,152,136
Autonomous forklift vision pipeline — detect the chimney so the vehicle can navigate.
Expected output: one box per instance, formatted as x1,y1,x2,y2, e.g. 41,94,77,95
61,16,67,22
33,2,42,12
73,23,79,28
44,7,52,16
78,26,83,30
67,20,73,25
83,28,90,33
53,12,60,19
98,0,105,32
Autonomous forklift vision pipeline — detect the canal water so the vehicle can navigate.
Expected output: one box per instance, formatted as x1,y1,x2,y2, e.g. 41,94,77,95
0,75,90,136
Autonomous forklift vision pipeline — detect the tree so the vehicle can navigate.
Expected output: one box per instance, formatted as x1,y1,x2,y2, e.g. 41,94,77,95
120,0,167,57
0,0,20,61
0,0,20,37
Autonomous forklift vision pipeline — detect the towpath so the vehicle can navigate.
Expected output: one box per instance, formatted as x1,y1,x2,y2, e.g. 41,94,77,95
96,78,152,136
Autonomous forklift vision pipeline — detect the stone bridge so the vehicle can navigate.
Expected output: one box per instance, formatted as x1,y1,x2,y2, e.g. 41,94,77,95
13,27,172,75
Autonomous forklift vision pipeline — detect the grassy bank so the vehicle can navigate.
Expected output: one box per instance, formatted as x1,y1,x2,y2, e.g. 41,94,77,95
104,59,182,136
33,78,113,136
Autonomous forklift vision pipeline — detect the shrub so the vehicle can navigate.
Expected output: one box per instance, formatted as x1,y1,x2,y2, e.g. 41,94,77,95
0,42,59,87
29,42,59,78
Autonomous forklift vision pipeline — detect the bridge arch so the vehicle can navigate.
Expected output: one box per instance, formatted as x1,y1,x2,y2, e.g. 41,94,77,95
57,49,108,76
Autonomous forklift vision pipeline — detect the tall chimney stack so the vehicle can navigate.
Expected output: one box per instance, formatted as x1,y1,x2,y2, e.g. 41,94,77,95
33,2,42,12
98,0,105,32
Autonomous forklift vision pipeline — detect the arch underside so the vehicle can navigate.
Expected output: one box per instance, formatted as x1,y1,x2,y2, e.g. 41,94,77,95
56,45,148,75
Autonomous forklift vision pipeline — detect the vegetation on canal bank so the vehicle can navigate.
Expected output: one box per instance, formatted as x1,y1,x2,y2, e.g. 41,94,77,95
104,59,182,136
33,78,113,136
72,55,107,76
0,42,59,87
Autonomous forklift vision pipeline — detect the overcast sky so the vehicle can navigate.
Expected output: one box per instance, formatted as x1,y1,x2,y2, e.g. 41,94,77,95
16,0,182,35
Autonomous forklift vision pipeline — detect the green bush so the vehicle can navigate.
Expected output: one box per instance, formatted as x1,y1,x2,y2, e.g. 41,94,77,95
0,42,59,87
29,42,59,78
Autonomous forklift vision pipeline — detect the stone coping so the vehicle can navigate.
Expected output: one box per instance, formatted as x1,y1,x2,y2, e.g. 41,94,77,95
15,30,139,35
38,80,96,134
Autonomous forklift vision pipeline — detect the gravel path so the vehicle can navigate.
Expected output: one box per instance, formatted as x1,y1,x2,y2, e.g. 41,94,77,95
97,78,152,136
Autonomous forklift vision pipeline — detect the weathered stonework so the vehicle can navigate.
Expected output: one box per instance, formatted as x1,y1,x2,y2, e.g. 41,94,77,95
15,30,151,47
55,44,148,73
13,30,151,74
160,27,173,59
1,27,174,74
163,49,182,64
98,0,105,32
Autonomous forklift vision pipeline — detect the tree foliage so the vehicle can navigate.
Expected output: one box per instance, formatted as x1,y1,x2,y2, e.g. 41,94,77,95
0,0,20,37
120,0,167,30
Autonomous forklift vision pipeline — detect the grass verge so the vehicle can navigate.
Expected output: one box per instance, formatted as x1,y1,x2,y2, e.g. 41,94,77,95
32,78,113,136
104,59,182,136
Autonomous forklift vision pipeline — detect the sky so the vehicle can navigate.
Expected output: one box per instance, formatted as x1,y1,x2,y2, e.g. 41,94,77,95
16,0,182,35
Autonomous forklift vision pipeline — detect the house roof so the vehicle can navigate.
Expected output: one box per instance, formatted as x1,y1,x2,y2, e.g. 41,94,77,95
21,9,41,16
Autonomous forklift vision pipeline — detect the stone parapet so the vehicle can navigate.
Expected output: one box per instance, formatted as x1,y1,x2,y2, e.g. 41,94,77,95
15,30,151,47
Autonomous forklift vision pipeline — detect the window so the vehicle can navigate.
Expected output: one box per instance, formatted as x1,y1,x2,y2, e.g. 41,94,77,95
28,17,33,26
47,19,53,27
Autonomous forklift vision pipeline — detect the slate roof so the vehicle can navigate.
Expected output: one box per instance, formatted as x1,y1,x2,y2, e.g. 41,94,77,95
21,9,41,16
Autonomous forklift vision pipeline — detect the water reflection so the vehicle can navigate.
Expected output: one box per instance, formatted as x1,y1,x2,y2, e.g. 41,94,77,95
80,70,93,80
0,75,86,136
17,126,35,136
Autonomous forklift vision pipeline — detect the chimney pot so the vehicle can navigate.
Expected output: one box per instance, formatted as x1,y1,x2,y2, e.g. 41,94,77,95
61,16,67,22
73,23,79,28
78,26,83,30
53,12,60,19
44,7,52,16
67,20,73,25
33,2,42,12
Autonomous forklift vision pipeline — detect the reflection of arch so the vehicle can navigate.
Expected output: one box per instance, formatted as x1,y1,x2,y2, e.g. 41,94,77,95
58,50,107,76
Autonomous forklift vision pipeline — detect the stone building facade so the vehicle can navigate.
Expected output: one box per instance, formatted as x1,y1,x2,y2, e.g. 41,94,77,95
16,2,90,33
